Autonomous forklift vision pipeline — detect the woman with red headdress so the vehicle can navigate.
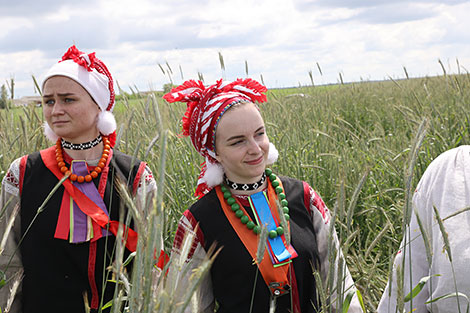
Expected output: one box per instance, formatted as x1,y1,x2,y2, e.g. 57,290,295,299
0,45,160,313
164,79,361,313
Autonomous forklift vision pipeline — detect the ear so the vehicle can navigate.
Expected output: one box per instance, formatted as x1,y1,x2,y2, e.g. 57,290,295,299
214,137,222,162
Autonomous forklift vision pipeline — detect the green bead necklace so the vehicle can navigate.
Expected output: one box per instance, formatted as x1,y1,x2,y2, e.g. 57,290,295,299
220,168,290,239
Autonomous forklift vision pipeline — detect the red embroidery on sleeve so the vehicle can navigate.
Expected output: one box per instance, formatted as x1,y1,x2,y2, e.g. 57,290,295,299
173,210,204,260
132,162,147,196
303,181,329,223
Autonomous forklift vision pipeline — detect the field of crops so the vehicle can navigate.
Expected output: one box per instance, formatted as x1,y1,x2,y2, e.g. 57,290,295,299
1,71,470,312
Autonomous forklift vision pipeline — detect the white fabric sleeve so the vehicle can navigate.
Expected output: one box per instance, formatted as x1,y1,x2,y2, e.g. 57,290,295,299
307,185,361,313
0,158,23,313
170,213,215,313
378,145,470,313
377,187,431,313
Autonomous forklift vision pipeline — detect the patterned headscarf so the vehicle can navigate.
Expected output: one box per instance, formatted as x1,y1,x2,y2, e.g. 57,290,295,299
42,45,117,146
164,78,271,197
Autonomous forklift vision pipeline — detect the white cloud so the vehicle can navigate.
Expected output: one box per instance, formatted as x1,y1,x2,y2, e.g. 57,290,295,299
1,0,470,99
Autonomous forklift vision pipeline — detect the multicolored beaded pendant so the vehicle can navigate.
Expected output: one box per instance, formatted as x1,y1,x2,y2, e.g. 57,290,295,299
220,168,290,239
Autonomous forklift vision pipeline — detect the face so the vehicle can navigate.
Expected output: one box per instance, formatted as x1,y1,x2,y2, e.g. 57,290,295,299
43,76,101,143
215,102,270,183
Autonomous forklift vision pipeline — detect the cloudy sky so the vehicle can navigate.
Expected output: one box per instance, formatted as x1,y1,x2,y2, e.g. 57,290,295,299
1,0,469,98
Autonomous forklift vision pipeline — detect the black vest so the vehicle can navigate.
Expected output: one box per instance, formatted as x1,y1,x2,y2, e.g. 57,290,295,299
190,176,321,313
20,150,142,313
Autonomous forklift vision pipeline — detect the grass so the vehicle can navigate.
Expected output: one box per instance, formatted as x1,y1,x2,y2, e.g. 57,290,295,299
1,69,470,312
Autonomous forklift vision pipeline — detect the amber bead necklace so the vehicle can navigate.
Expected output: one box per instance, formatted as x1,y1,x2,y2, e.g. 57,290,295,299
55,136,110,183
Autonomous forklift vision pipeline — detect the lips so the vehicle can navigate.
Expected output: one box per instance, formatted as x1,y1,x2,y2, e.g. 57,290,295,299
52,120,69,125
246,156,264,165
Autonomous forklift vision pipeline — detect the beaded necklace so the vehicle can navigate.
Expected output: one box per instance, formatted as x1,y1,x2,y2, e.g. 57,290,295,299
220,168,290,238
224,172,266,191
55,136,110,183
61,135,102,150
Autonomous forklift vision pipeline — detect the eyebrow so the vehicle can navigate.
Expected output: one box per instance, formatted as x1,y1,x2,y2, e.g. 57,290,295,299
226,126,265,142
226,134,244,142
43,92,76,98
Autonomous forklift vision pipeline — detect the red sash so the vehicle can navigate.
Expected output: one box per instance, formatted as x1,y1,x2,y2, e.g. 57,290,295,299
40,146,138,252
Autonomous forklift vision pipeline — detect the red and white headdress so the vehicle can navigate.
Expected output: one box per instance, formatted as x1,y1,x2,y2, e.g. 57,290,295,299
42,45,117,146
163,78,278,197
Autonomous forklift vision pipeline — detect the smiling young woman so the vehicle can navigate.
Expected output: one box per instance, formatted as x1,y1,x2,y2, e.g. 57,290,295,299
0,46,162,313
215,102,270,187
164,79,362,313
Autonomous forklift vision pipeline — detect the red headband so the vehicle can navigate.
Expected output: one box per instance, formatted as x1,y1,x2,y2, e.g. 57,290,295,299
164,78,267,197
164,78,267,161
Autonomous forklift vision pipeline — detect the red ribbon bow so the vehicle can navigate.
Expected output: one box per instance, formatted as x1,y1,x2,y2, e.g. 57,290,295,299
163,78,267,137
60,45,97,72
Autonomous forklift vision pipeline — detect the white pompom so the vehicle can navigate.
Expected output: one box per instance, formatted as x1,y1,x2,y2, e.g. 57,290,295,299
43,122,59,142
267,142,279,165
203,160,224,187
97,111,116,135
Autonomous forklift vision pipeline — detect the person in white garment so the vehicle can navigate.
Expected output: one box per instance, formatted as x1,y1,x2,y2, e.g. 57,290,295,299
378,145,470,313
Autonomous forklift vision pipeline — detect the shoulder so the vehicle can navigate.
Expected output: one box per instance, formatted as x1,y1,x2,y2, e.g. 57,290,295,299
111,150,143,166
110,149,145,178
417,145,470,191
278,175,304,195
303,180,329,222
278,175,302,185
2,157,22,193
278,175,314,198
186,188,230,234
427,145,470,170
2,153,34,196
111,151,156,196
189,188,221,215
280,175,330,222
278,175,309,201
173,208,206,255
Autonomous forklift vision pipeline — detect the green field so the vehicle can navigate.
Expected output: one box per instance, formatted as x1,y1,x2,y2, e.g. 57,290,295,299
1,73,470,311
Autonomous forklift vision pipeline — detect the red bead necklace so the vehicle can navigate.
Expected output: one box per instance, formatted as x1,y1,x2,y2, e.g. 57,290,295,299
55,136,110,183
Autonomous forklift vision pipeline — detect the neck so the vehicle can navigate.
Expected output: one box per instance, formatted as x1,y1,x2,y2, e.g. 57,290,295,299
64,142,104,160
230,179,267,196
